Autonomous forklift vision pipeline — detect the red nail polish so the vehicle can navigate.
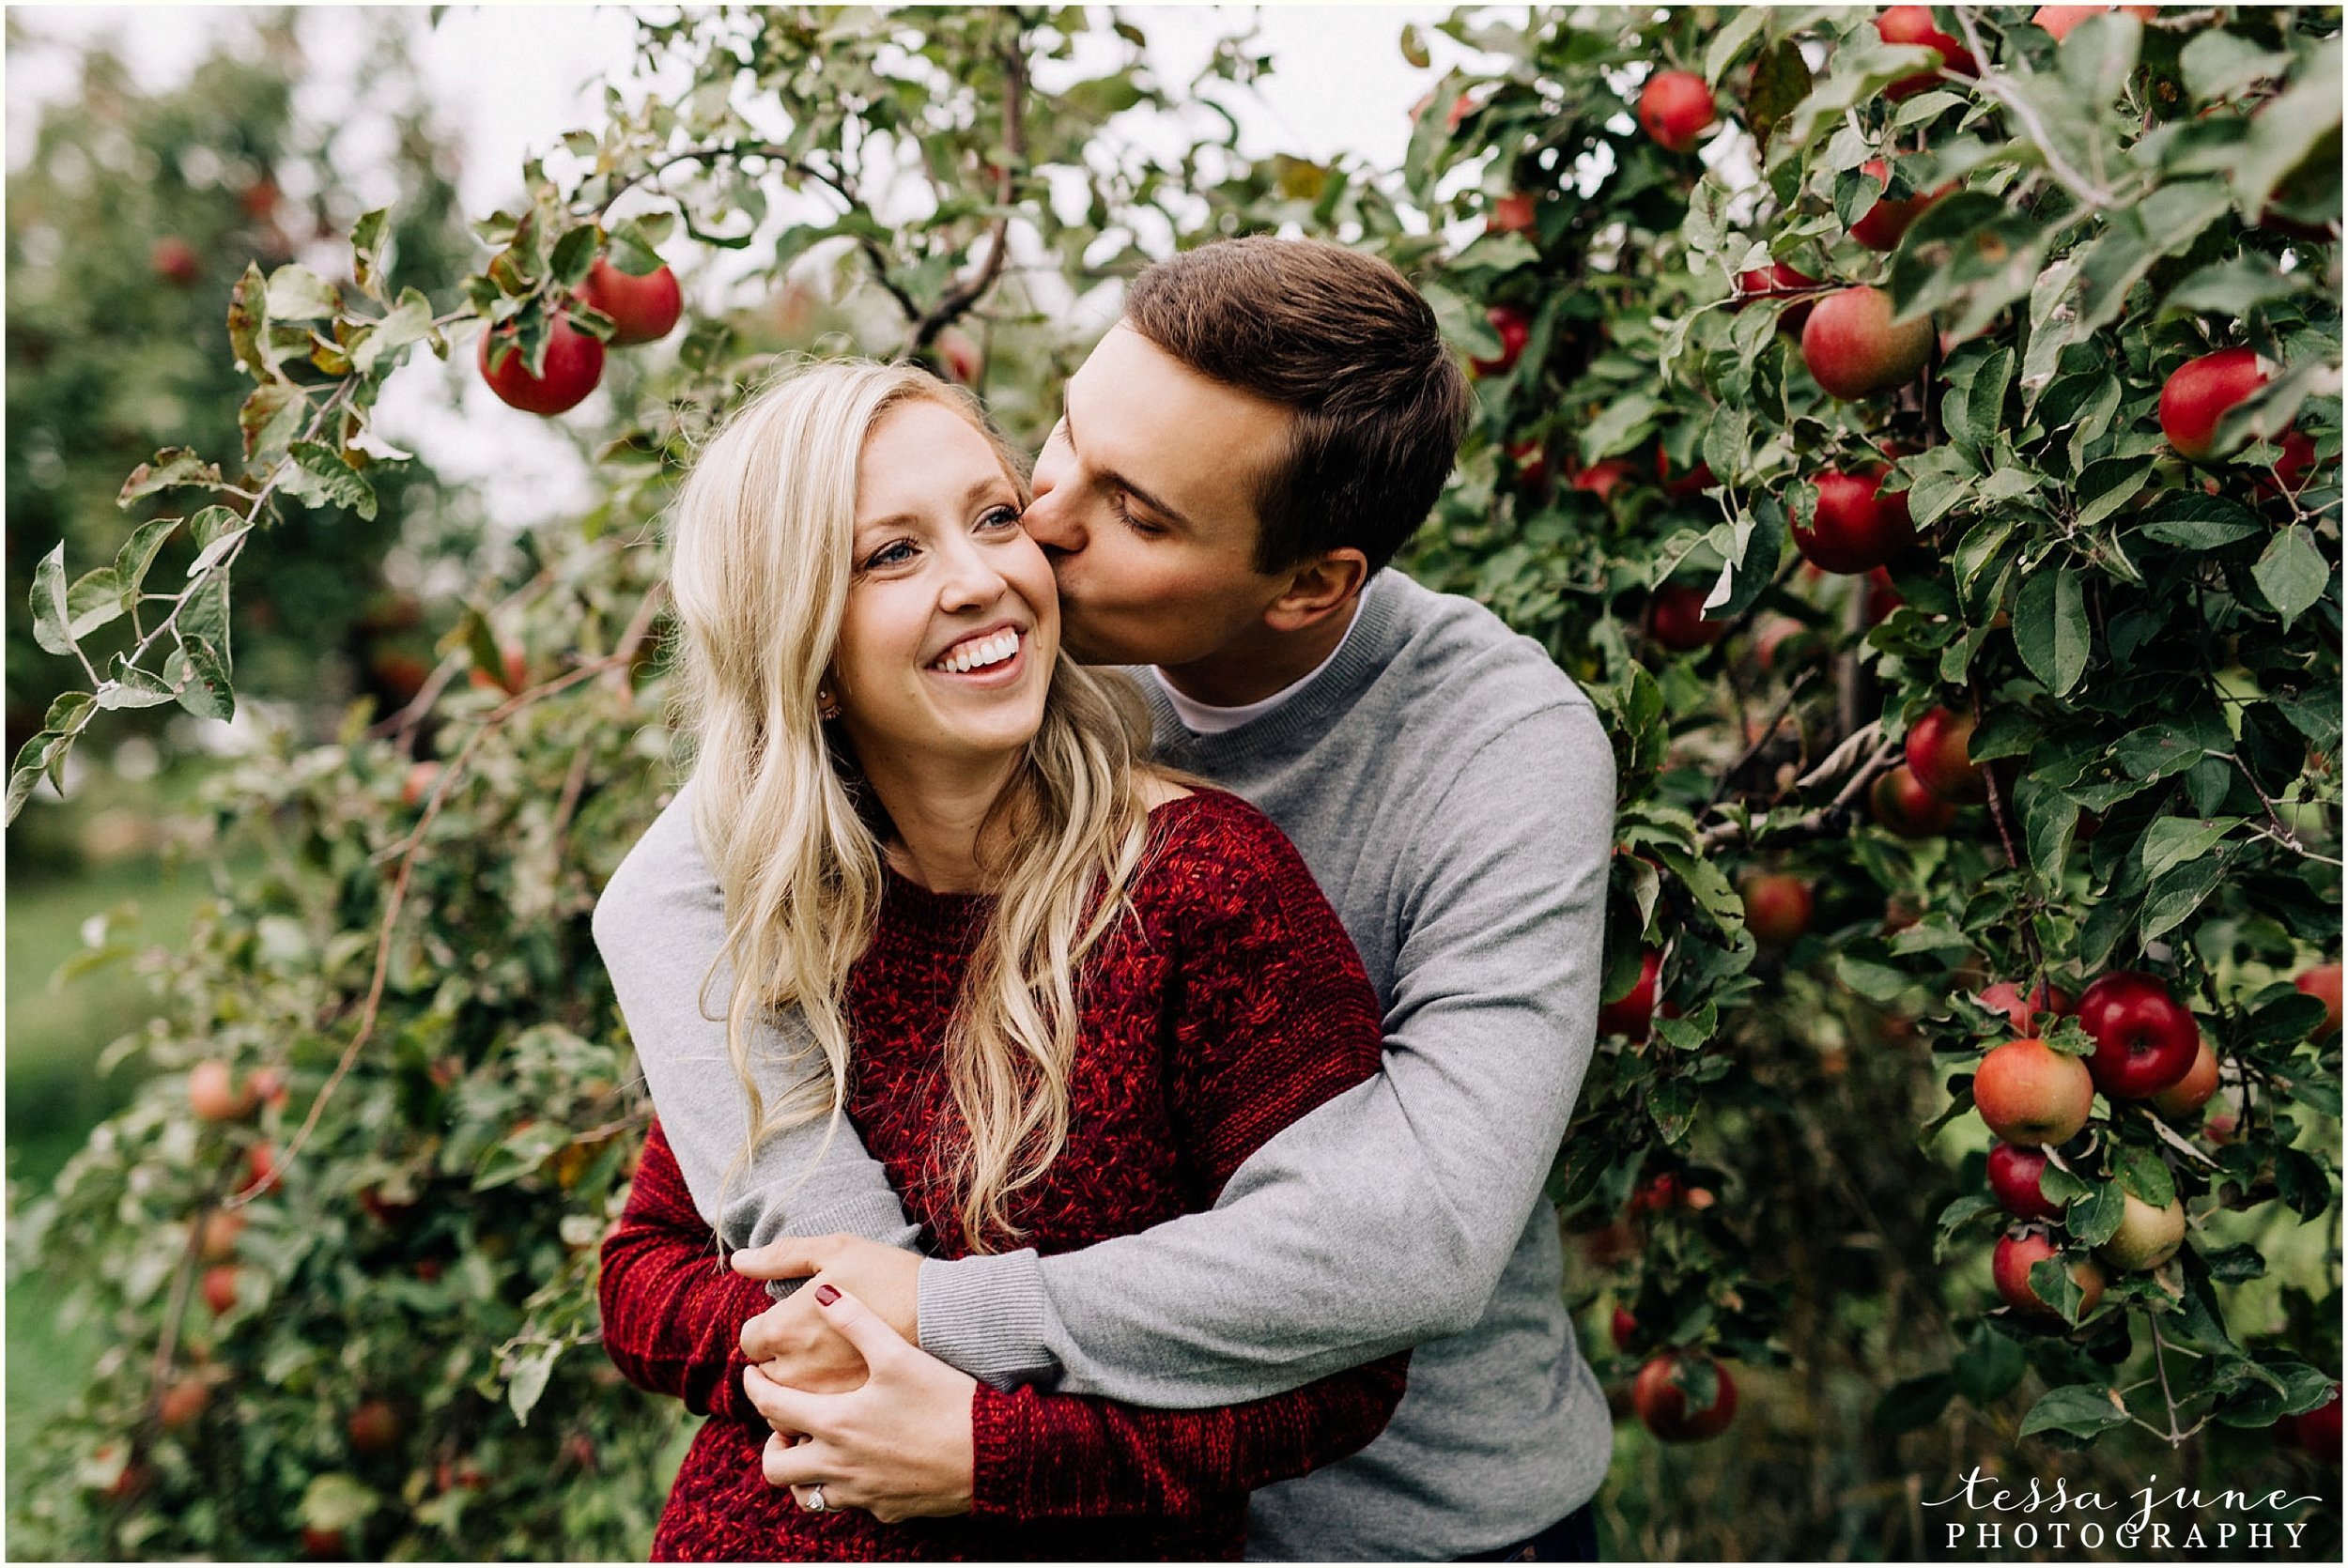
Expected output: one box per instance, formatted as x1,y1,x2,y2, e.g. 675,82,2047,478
813,1283,840,1306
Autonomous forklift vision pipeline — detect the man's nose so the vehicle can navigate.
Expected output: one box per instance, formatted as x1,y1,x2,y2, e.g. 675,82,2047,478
1020,481,1084,555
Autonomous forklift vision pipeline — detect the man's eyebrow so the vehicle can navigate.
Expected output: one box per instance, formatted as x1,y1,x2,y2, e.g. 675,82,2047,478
855,472,1010,536
1064,398,1193,531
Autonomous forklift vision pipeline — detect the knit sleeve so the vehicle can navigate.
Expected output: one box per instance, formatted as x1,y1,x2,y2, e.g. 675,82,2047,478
966,1352,1407,1523
965,794,1406,1523
596,1119,773,1425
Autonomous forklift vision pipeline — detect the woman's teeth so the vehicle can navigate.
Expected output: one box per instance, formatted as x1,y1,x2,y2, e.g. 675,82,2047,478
933,629,1018,673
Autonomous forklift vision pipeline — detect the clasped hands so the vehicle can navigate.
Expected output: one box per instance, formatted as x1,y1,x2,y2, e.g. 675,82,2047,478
731,1234,978,1523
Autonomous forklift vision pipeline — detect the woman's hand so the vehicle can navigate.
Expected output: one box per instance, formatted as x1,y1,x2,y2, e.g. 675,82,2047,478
743,1283,978,1524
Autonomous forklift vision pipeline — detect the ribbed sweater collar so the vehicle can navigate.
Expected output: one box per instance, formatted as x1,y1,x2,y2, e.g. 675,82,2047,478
1138,569,1410,763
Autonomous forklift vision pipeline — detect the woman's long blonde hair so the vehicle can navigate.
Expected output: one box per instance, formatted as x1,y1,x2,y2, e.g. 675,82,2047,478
667,358,1159,1250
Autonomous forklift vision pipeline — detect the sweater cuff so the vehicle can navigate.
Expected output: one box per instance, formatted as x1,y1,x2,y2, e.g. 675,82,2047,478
965,1383,1031,1522
917,1249,1057,1390
747,1191,926,1299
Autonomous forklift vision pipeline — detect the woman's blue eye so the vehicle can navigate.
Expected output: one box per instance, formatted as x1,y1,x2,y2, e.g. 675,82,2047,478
866,540,917,569
980,504,1024,531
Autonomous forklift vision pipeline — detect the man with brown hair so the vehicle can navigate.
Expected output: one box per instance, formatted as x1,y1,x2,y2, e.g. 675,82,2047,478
596,235,1617,1560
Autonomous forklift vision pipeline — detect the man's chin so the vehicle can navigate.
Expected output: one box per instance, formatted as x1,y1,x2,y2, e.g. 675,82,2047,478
1057,613,1149,669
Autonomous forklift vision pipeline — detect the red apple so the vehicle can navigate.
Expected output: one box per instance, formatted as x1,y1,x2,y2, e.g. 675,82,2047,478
1802,286,1932,400
1633,1352,1738,1441
197,1209,246,1262
1872,763,1958,837
399,761,441,808
158,1377,209,1431
1754,613,1810,673
1650,583,1725,653
1905,705,1985,803
1740,872,1815,945
1737,261,1822,334
201,1263,240,1315
1877,6,1980,99
1470,305,1530,377
2151,1038,2220,1119
576,257,682,346
1611,1305,1638,1351
1572,459,1638,502
2159,348,2269,462
1637,69,1717,154
1656,444,1716,499
151,237,202,286
1973,1038,2094,1145
1865,564,1904,624
2257,429,2319,499
2076,972,2200,1099
2033,6,2160,40
1986,1143,2062,1222
1794,467,1916,574
1979,980,2078,1035
478,314,605,416
2295,962,2342,1034
1848,159,1951,252
2096,1191,2186,1271
1993,1230,2106,1317
1489,192,1537,235
240,1140,279,1198
301,1525,348,1560
188,1059,252,1121
2292,1391,2342,1458
1599,950,1662,1040
348,1400,405,1460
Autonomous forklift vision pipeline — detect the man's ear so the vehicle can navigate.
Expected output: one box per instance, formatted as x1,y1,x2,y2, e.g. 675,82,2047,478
1262,548,1370,634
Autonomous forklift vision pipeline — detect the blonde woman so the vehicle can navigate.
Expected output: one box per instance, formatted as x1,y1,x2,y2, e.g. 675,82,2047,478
595,360,1406,1560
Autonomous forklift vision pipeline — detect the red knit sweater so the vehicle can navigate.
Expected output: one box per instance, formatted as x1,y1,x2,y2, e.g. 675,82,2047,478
599,790,1407,1561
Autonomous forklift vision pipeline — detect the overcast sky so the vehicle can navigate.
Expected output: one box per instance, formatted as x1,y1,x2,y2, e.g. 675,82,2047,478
7,4,1478,525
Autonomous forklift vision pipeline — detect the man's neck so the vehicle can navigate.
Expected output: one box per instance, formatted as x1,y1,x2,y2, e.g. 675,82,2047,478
1153,592,1362,709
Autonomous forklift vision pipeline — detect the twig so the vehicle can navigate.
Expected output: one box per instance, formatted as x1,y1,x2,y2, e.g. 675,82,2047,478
1707,668,1822,809
1698,731,1899,851
911,41,1027,352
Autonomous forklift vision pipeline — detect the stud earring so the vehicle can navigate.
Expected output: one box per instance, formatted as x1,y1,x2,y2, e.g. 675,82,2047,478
816,689,841,720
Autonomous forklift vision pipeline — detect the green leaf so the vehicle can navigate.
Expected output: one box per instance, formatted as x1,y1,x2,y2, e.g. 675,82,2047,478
2140,817,2240,880
2180,31,2291,105
349,290,436,377
227,260,267,371
604,217,669,276
112,516,180,613
1953,1323,2026,1407
2014,567,2090,698
2113,1143,2177,1207
29,543,71,655
265,263,342,321
2068,1180,2126,1248
287,442,379,520
2141,853,2225,942
2228,38,2342,219
239,383,305,466
2160,254,2308,319
2016,773,2079,884
2250,526,2329,629
2019,1383,2133,1441
550,223,601,288
95,657,175,711
184,524,252,579
1646,1078,1698,1145
173,635,235,722
64,568,123,641
1873,1373,1954,1435
350,208,394,301
2059,10,2141,103
2073,457,2146,530
1705,7,1769,85
1935,1193,2000,1261
2139,492,2264,549
116,447,223,507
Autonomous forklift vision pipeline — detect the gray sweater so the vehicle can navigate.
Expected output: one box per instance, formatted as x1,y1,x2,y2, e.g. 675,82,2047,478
593,568,1617,1560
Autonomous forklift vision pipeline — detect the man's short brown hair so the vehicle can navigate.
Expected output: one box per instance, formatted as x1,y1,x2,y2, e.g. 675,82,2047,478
1122,236,1473,576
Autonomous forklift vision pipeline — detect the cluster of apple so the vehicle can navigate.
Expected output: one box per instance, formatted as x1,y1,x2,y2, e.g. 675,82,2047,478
477,254,684,416
1971,961,2342,1320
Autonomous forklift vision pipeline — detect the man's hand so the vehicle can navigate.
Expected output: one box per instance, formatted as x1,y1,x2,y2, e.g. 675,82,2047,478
744,1283,977,1524
733,1233,923,1393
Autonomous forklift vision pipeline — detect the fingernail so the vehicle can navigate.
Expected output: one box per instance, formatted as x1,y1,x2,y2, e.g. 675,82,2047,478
813,1283,840,1306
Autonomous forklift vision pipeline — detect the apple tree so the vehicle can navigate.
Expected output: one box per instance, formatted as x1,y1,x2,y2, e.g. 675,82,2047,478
1398,3,2340,1552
